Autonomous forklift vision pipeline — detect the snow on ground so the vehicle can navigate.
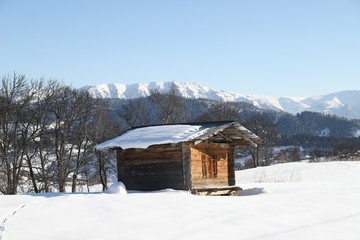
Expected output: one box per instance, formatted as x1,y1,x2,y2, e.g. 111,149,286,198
1,161,360,240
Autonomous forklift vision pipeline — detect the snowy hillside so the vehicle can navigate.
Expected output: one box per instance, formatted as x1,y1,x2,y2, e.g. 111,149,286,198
83,82,360,119
1,161,360,240
302,91,360,119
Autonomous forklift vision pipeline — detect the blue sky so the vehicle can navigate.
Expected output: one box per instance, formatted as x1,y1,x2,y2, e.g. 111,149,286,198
0,0,359,97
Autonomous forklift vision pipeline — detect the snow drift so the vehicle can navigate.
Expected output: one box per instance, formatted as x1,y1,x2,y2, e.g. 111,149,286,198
1,161,360,240
106,182,127,194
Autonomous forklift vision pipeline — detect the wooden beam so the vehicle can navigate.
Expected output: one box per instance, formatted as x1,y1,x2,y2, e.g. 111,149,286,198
217,132,232,142
190,185,242,196
233,129,258,148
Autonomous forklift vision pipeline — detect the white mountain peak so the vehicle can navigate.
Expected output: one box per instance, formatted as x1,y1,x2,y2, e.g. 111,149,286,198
83,82,360,119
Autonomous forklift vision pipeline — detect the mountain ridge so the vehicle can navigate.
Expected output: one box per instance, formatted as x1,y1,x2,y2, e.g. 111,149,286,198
82,81,360,119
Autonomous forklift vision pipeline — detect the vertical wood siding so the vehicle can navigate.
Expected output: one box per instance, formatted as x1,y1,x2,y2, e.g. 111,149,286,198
190,143,232,188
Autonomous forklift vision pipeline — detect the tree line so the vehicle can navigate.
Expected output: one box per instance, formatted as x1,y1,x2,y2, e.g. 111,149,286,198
1,74,359,194
0,74,119,194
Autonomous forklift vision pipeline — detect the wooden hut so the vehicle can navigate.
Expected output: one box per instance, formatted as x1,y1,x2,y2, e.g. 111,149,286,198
95,121,262,195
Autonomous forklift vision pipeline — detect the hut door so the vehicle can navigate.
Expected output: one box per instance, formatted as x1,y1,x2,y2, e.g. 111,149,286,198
201,154,218,179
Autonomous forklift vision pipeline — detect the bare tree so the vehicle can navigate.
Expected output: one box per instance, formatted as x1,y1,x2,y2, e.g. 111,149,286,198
48,85,81,192
288,147,301,162
19,78,48,193
48,86,104,192
0,73,40,194
197,101,242,122
22,80,71,193
118,98,150,128
29,80,60,192
241,112,277,167
93,149,116,191
90,102,119,191
149,83,187,124
0,74,121,194
69,90,100,192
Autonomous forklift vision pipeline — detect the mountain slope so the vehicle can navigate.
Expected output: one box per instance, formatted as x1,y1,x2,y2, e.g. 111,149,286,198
302,91,360,119
82,82,360,119
83,82,241,101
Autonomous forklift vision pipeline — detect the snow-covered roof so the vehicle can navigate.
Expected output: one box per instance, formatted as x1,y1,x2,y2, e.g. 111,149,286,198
95,121,263,151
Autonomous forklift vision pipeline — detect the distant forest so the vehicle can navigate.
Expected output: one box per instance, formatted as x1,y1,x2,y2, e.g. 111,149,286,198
1,74,359,194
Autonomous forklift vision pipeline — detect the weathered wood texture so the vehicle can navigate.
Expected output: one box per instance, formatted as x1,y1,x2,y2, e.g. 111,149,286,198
227,145,236,186
117,145,185,190
191,186,242,196
116,142,236,191
190,143,231,188
181,143,192,190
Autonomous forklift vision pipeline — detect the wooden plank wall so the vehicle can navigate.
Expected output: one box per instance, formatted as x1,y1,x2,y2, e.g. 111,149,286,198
190,143,231,188
117,145,185,191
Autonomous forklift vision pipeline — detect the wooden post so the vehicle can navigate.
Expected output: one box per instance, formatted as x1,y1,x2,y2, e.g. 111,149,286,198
228,146,236,186
116,148,123,181
181,143,192,190
254,146,259,167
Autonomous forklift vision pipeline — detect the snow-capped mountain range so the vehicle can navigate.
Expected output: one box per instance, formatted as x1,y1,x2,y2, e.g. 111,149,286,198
82,81,360,119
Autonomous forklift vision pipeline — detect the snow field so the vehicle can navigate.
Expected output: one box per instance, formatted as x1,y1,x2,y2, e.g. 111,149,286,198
1,161,360,240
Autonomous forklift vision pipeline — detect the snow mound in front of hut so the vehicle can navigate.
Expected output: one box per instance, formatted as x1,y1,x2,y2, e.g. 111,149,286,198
106,181,127,194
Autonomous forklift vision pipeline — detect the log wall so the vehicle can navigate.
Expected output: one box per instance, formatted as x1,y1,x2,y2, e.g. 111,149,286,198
117,144,185,191
116,142,236,191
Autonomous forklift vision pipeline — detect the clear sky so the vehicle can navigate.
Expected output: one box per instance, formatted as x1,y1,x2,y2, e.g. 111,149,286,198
0,0,359,97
